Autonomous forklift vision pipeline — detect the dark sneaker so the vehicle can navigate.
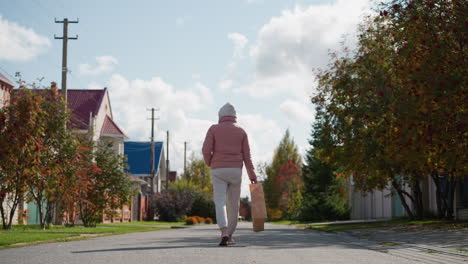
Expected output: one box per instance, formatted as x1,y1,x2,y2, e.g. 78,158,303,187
219,236,229,246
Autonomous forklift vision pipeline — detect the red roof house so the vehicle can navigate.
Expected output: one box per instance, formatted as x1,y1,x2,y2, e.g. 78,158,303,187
67,88,127,154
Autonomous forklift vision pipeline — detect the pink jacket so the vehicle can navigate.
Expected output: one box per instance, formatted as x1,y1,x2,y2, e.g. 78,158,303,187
202,116,257,181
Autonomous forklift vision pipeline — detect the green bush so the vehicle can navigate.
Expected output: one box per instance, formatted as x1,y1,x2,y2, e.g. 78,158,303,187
153,181,197,222
188,191,216,219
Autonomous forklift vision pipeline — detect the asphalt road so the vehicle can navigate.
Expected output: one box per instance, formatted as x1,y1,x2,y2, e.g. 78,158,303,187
0,223,424,264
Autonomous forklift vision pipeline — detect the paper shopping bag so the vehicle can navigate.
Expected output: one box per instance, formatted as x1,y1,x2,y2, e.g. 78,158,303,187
250,183,267,232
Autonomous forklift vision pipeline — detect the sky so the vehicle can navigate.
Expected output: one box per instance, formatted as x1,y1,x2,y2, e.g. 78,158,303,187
0,0,374,197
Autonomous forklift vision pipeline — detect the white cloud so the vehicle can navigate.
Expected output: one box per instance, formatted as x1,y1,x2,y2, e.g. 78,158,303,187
87,82,102,90
106,73,281,198
194,82,213,105
218,79,233,91
218,33,248,92
244,0,371,98
106,74,214,171
79,56,118,75
237,113,283,165
228,32,248,58
237,113,283,198
0,16,51,61
280,99,315,123
240,64,315,98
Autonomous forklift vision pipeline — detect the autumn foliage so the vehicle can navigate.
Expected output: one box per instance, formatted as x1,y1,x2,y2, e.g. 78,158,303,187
262,130,303,220
312,0,467,219
0,85,135,229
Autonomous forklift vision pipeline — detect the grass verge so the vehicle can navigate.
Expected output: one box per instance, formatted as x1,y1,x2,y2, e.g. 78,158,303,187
113,221,185,226
269,220,303,225
305,219,468,232
0,222,173,248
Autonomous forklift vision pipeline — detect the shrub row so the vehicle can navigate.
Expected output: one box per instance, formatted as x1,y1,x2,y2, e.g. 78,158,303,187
185,216,214,225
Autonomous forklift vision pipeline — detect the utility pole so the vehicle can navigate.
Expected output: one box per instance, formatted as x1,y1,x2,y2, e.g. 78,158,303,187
147,108,159,193
166,131,169,191
150,108,155,193
184,141,187,177
54,18,78,101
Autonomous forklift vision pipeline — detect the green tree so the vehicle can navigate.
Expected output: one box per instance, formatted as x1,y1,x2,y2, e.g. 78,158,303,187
263,130,302,219
300,113,350,221
312,0,466,219
181,155,215,219
183,154,212,194
78,140,136,227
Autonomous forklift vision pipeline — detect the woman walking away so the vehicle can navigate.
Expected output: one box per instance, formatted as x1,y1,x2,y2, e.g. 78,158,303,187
202,102,258,246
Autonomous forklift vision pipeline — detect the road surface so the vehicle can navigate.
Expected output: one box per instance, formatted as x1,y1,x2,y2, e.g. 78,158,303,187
0,223,447,264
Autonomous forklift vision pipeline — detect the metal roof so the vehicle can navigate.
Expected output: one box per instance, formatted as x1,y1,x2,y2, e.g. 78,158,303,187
67,89,106,130
124,141,164,175
101,115,127,137
0,72,15,87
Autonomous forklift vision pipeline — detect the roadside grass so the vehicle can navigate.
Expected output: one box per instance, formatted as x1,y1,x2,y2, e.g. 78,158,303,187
378,242,400,247
114,221,185,226
0,222,172,248
449,249,468,254
269,220,302,225
305,219,468,232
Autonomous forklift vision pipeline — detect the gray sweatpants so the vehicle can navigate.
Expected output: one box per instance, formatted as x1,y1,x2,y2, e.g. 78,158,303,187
211,168,242,236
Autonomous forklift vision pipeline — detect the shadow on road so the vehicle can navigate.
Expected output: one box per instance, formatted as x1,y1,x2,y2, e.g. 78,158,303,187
349,228,468,249
71,225,361,254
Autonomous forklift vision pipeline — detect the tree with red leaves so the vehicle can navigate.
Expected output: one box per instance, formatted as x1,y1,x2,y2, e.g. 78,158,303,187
312,0,466,219
0,88,43,229
276,159,303,220
263,130,302,220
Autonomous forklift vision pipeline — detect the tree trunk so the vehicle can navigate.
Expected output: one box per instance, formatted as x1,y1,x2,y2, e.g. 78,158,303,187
431,172,455,219
1,197,8,229
7,202,16,229
1,190,22,229
37,199,45,229
391,180,414,219
33,192,48,230
432,173,444,218
5,191,22,230
411,177,424,219
45,201,53,227
0,206,6,229
447,180,457,219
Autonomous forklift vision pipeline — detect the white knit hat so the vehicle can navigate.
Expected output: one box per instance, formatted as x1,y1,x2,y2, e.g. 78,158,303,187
218,103,236,118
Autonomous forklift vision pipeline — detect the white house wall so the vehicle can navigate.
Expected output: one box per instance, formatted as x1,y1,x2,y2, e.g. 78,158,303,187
0,199,27,225
92,90,113,142
100,136,124,156
0,87,9,108
0,89,5,107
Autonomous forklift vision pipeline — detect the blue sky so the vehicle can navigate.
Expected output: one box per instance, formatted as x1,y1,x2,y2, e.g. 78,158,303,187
1,0,373,197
